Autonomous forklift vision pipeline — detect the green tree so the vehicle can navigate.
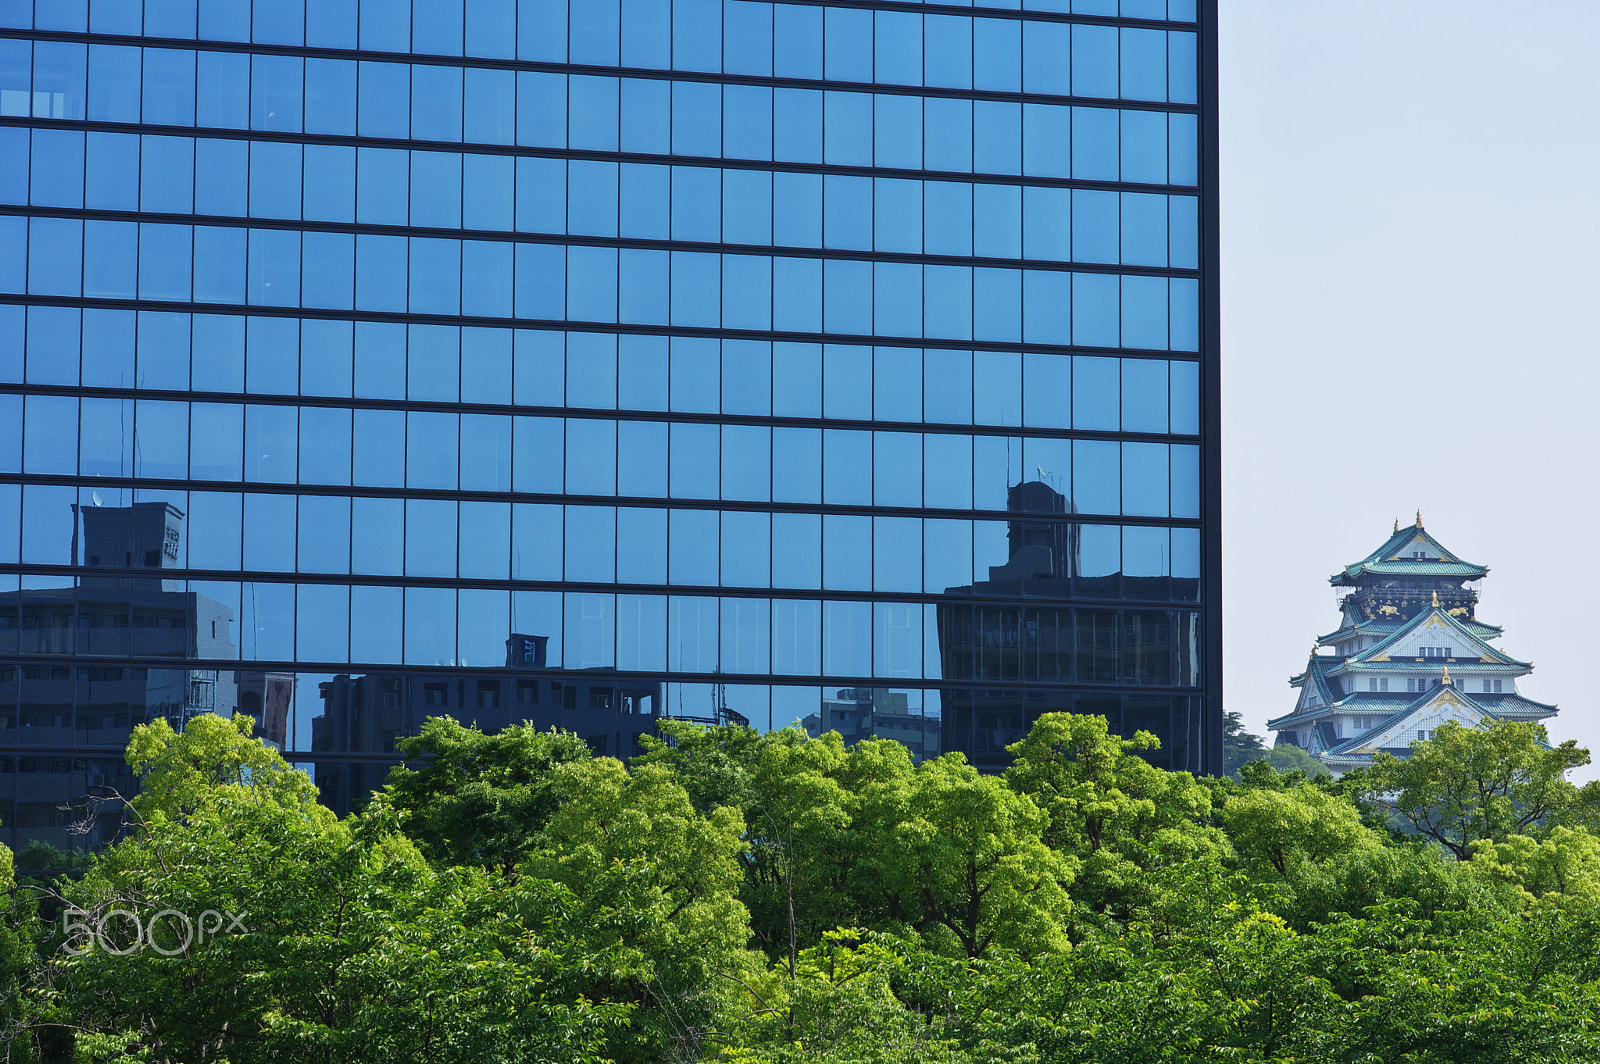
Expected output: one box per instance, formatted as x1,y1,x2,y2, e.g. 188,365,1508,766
1004,713,1224,919
380,716,596,871
1357,719,1591,859
1220,780,1382,878
1222,711,1267,779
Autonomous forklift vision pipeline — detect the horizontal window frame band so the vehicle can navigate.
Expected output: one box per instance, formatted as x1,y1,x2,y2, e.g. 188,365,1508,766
0,294,1204,360
0,29,1200,110
0,385,1204,444
0,660,1200,694
0,204,1203,280
0,477,1206,527
0,116,1200,196
0,563,1202,608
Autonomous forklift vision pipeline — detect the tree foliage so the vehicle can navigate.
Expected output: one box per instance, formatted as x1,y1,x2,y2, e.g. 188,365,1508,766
8,712,1600,1062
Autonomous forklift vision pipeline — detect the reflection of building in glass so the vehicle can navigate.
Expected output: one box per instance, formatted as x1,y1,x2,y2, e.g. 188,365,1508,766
2,4,1221,801
803,688,939,762
0,503,240,850
1269,519,1557,774
312,634,665,816
939,482,1201,771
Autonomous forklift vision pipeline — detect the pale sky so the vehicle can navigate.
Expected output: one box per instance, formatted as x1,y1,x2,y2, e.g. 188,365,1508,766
1221,2,1600,776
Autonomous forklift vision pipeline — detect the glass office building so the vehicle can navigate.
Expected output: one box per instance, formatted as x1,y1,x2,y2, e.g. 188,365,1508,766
0,0,1219,841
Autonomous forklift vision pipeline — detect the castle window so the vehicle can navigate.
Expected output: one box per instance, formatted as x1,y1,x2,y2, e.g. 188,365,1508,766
1416,729,1430,741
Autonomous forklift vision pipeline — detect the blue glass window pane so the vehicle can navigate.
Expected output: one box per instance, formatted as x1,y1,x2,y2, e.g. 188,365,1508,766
724,0,772,77
354,233,406,312
191,402,244,480
973,100,1020,175
246,228,300,307
774,88,822,163
250,53,302,132
670,251,720,327
196,50,247,128
923,97,972,173
357,61,409,138
1169,31,1198,105
1122,442,1168,517
824,7,872,81
620,0,670,66
304,58,356,135
138,222,193,301
140,135,194,214
724,84,773,161
874,262,921,338
823,514,871,591
774,3,822,79
721,424,771,502
917,269,970,347
617,510,666,585
674,0,722,72
619,248,670,325
773,171,821,247
1169,112,1198,185
873,93,921,169
1073,440,1119,515
673,81,721,157
972,351,1020,429
1170,360,1199,434
85,132,139,211
874,10,921,86
1171,443,1200,518
462,240,512,317
297,407,351,486
974,184,1020,259
773,257,822,334
1022,103,1071,178
191,225,244,303
356,146,408,223
569,0,619,64
464,152,514,229
923,183,972,258
564,418,616,495
466,0,515,59
31,129,84,209
565,332,617,409
1022,20,1070,95
723,168,772,245
722,254,772,331
516,71,566,147
1122,275,1169,350
1072,189,1118,264
1073,106,1118,181
304,144,355,222
823,91,872,166
771,597,821,671
873,433,921,507
146,0,199,38
32,42,87,120
669,510,718,585
617,419,667,495
87,44,141,122
824,174,871,251
1120,109,1165,184
822,343,870,420
412,0,463,55
1072,273,1118,348
1170,195,1199,269
249,141,302,219
514,156,565,233
973,17,1020,93
569,75,619,152
25,306,78,386
411,64,463,142
79,309,133,388
359,0,409,51
1022,353,1071,429
1022,185,1070,262
823,259,871,335
190,313,241,391
142,47,196,124
464,66,514,143
721,596,771,675
771,426,821,504
721,338,771,416
823,599,871,675
1120,28,1166,102
972,267,1020,344
28,217,82,297
194,137,247,213
1170,277,1199,352
621,77,671,154
567,159,618,237
672,166,721,242
1122,358,1168,433
1022,270,1071,345
1071,24,1117,98
245,314,298,394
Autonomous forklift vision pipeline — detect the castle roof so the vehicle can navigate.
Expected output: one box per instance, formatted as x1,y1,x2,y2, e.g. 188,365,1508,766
1317,615,1503,644
1330,519,1488,586
1340,604,1530,669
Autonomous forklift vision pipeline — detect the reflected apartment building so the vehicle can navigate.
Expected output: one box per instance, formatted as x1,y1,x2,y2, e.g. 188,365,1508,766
0,0,1220,841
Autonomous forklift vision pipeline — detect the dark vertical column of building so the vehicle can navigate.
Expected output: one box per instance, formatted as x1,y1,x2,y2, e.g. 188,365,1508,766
1199,0,1223,777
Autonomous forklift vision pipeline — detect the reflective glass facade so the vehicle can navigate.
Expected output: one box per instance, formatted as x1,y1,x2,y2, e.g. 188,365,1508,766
0,0,1219,844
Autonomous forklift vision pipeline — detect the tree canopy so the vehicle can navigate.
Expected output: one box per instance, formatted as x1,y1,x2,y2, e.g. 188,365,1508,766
5,713,1600,1063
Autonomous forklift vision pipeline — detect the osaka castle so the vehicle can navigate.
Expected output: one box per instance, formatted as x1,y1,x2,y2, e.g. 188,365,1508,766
1267,516,1558,773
